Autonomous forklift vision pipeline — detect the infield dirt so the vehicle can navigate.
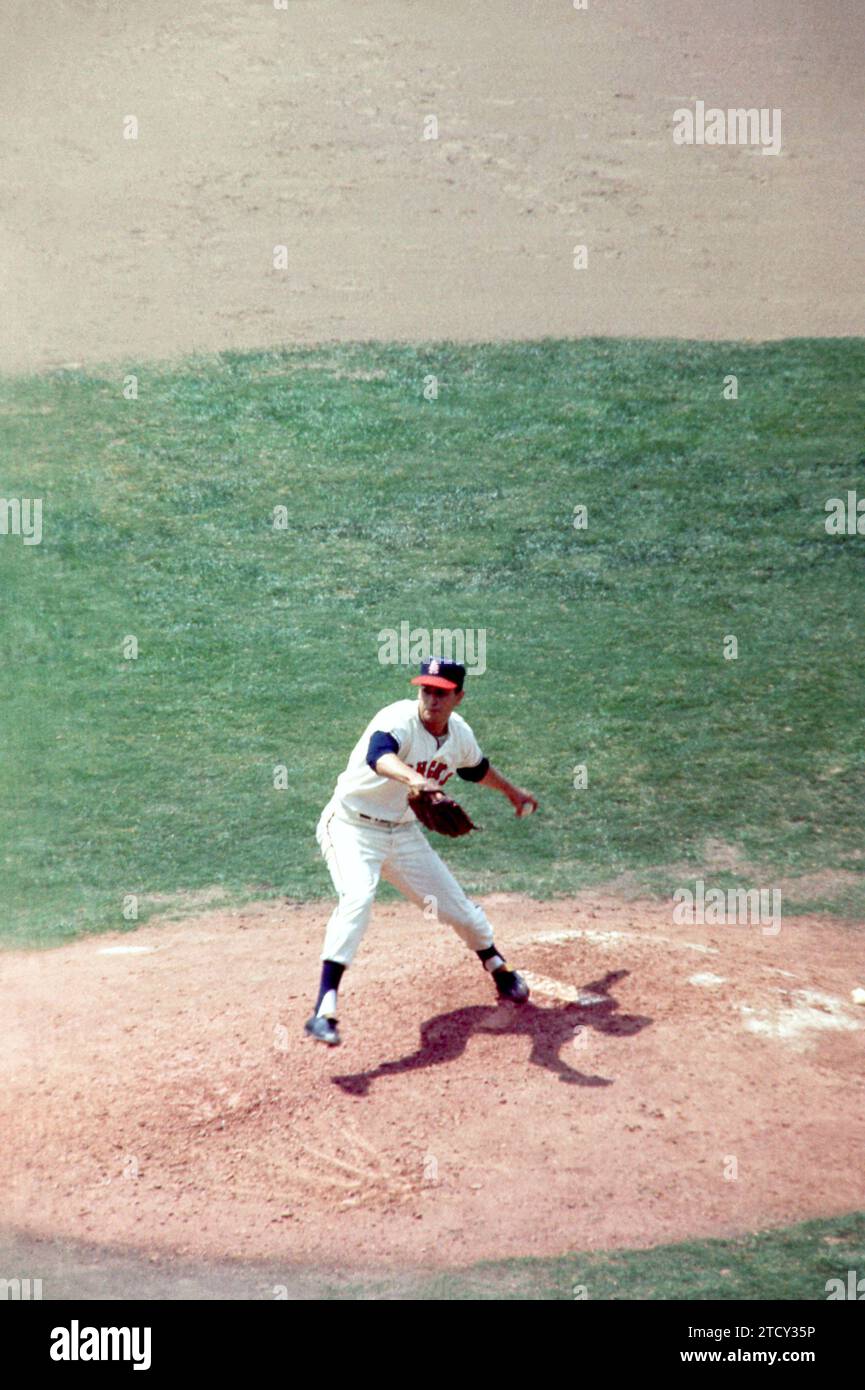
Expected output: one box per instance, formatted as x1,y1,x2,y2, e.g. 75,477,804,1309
2,0,864,374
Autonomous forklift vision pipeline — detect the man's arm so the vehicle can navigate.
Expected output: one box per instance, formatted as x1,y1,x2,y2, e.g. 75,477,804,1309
374,752,438,794
478,764,539,817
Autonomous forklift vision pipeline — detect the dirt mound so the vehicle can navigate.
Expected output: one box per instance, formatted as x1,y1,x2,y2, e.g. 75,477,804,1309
3,891,863,1267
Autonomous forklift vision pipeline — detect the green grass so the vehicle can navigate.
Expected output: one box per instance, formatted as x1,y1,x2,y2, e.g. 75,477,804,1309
2,339,864,945
325,1210,865,1299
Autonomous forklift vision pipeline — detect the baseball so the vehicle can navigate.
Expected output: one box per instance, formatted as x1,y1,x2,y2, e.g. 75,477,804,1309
852,988,865,1006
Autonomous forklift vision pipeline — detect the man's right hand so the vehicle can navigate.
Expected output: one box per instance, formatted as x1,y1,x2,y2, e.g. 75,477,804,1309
408,775,441,795
374,752,440,794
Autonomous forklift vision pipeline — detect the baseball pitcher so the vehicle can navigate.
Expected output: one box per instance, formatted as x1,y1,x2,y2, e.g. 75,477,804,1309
305,657,539,1044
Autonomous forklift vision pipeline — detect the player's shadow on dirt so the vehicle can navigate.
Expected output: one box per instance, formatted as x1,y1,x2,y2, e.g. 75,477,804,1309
332,969,650,1096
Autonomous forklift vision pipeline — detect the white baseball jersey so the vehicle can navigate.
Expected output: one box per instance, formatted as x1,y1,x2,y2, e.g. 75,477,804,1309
330,698,485,823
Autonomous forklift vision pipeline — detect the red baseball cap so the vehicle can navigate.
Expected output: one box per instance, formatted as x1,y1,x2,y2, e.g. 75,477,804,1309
410,657,466,691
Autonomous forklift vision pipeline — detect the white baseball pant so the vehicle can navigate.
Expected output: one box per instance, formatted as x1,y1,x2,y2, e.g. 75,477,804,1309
315,802,495,965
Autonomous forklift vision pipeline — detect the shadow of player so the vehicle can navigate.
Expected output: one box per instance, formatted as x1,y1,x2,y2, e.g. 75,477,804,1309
332,969,650,1096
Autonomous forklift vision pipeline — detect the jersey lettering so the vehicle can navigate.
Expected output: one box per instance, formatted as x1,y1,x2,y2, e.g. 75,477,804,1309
332,699,482,820
423,760,453,785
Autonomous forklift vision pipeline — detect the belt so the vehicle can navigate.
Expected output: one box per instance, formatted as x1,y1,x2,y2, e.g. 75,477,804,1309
357,812,402,829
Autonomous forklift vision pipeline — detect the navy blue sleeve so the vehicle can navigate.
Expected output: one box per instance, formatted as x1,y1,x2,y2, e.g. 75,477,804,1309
457,756,490,783
366,731,400,770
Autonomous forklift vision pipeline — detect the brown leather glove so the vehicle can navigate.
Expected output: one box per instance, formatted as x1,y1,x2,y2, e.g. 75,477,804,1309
407,787,477,837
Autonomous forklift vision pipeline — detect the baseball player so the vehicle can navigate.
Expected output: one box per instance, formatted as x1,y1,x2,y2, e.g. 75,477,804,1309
305,657,539,1045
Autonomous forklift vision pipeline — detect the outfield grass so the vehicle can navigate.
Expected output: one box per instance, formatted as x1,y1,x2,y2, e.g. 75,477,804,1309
2,339,863,945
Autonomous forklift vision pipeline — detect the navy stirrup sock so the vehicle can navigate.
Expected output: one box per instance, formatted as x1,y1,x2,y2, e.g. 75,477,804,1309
477,944,507,975
315,959,345,1016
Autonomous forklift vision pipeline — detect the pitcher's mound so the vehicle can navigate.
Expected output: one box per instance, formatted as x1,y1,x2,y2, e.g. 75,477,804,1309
3,892,864,1267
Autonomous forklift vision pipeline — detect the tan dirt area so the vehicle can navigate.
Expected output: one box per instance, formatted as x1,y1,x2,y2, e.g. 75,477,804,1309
4,891,864,1266
1,0,863,375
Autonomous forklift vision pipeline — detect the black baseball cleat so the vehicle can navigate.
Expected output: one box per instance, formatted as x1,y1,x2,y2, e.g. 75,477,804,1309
304,1014,341,1046
494,968,530,1003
